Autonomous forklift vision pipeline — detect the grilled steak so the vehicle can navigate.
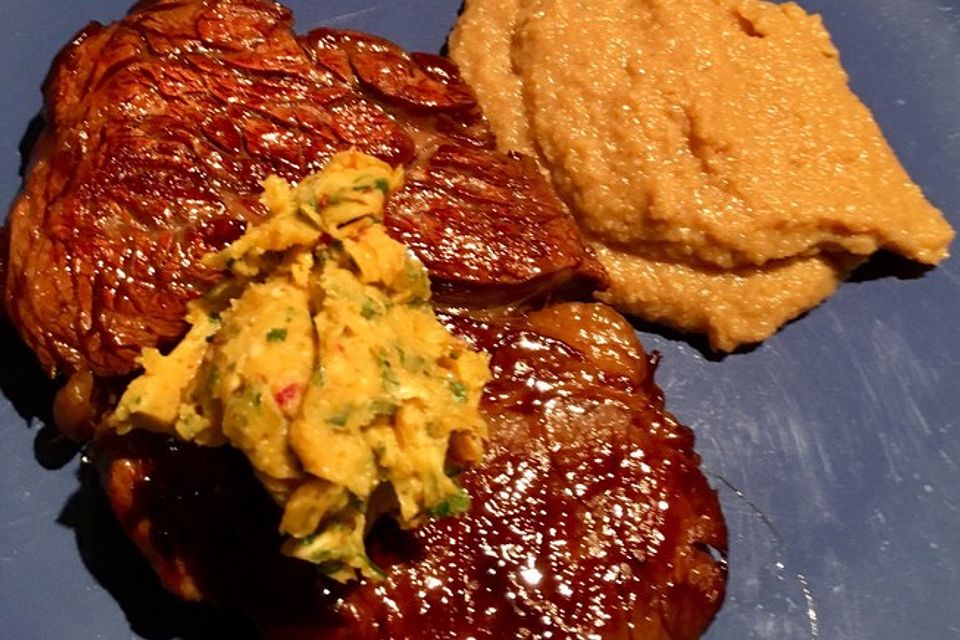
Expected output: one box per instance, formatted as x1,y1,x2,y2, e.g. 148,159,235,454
5,0,727,637
2,0,603,379
98,302,727,640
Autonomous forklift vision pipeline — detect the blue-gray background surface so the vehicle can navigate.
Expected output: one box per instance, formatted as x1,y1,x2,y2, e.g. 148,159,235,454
1,1,958,638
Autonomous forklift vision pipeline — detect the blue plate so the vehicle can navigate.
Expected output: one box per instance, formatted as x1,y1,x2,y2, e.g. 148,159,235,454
1,1,958,638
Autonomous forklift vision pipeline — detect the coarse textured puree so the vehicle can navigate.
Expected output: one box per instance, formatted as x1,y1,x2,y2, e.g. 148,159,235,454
451,0,955,350
103,151,491,582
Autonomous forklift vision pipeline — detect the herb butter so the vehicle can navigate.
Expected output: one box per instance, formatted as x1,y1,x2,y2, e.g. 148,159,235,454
105,151,490,582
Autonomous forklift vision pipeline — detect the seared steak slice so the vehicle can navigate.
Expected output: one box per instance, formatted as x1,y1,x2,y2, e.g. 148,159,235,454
8,1,725,636
2,0,603,378
97,303,727,640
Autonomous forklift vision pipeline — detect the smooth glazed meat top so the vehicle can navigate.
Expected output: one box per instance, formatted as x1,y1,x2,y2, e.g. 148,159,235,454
97,302,727,640
2,0,603,378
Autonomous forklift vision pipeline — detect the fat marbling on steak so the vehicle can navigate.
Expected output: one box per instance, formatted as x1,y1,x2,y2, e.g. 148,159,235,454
2,1,727,638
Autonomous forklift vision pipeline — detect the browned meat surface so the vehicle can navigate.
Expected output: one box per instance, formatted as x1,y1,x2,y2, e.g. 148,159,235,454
0,225,7,320
2,0,603,379
6,0,726,636
98,302,727,640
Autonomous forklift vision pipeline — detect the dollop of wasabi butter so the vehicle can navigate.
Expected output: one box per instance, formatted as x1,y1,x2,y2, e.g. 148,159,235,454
104,151,490,582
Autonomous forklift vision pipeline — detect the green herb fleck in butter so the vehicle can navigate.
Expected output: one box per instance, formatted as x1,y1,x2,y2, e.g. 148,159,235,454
104,151,490,582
